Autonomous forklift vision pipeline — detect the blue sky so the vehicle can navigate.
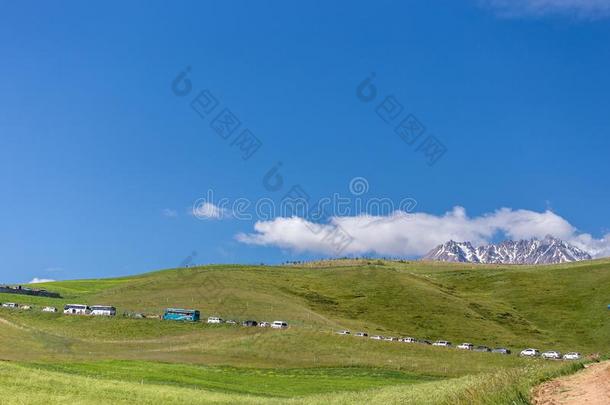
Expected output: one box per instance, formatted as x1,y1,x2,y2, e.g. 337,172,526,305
1,0,610,282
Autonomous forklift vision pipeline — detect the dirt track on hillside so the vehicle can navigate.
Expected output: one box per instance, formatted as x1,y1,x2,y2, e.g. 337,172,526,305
532,361,610,405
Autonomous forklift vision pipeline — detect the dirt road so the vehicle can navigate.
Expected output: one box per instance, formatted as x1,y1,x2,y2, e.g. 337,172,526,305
532,361,610,405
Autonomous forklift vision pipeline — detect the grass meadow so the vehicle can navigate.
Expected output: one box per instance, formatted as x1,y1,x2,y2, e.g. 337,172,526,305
0,258,607,403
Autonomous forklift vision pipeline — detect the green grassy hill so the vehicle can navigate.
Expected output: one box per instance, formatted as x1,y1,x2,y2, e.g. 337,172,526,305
0,259,608,404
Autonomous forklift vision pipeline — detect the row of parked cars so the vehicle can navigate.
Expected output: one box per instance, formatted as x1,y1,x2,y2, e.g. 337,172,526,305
1,302,117,316
336,330,581,360
518,348,581,360
207,317,288,329
2,302,32,310
160,308,289,328
1,302,290,329
456,343,581,360
2,302,63,313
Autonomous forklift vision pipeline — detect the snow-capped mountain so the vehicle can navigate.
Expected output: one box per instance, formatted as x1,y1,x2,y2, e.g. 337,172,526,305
422,236,591,264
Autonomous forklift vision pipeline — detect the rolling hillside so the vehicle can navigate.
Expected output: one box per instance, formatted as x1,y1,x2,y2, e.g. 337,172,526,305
0,259,608,404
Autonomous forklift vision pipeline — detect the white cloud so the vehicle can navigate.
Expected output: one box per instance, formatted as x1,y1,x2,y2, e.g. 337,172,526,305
481,0,610,18
236,207,610,258
29,278,55,284
192,200,229,220
569,232,610,258
162,208,178,218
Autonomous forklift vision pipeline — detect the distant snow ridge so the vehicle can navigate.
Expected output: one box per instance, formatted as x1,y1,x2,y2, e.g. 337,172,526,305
422,236,592,264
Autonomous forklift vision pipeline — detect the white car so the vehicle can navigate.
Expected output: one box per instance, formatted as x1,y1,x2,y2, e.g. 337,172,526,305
519,348,540,357
337,330,351,335
370,335,384,340
354,332,368,337
2,303,18,308
457,343,474,350
271,321,288,329
258,321,271,328
207,316,224,324
541,351,562,360
42,306,57,313
384,337,398,342
432,340,452,347
400,337,417,343
563,352,581,360
225,320,237,325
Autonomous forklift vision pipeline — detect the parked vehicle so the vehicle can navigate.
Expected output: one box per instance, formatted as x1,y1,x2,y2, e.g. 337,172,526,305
207,316,224,324
563,352,581,360
131,312,146,319
474,346,491,352
258,321,271,327
492,348,511,355
2,302,18,308
20,305,32,310
417,339,432,345
337,330,350,335
354,332,368,337
432,340,452,347
457,343,474,350
63,304,90,315
271,321,288,329
225,319,237,325
242,320,258,327
90,305,116,316
370,335,384,340
162,308,200,322
384,337,398,342
519,348,540,357
41,306,57,313
541,351,562,360
400,337,417,343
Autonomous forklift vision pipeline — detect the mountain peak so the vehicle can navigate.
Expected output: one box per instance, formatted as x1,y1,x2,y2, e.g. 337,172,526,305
422,237,591,265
